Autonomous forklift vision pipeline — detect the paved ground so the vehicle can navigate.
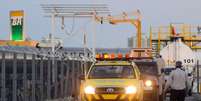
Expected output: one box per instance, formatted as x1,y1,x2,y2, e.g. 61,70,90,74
46,94,201,101
165,94,201,101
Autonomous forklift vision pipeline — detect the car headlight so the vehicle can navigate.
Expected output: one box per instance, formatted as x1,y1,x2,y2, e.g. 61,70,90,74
125,86,137,94
145,80,152,87
84,86,95,94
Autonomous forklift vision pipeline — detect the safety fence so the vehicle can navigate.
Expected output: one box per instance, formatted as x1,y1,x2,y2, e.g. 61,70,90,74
0,51,92,101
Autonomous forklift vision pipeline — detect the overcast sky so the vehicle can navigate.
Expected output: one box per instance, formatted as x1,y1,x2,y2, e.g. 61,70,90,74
1,0,201,48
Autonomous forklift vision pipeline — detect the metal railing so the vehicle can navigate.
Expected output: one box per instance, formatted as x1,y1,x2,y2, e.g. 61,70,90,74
0,49,92,101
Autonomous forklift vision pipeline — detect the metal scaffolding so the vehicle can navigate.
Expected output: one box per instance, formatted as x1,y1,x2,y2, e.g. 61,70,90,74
41,4,110,17
41,4,110,59
40,6,110,99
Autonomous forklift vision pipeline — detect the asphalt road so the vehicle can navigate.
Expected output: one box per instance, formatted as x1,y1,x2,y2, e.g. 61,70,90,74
165,94,201,101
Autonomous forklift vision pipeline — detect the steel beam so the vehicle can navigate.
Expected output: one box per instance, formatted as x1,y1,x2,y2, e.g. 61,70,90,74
54,60,58,99
197,60,200,93
1,52,5,101
47,57,51,99
60,60,64,98
64,61,70,96
13,53,17,101
71,60,75,97
23,53,28,101
40,56,44,101
31,54,36,101
76,61,81,98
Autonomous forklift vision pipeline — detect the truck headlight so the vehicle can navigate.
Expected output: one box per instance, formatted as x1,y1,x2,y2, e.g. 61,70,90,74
84,86,95,94
125,86,137,94
145,80,152,87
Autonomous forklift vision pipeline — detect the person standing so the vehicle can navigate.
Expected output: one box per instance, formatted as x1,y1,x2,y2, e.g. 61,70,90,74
155,54,165,75
155,54,165,101
164,61,188,101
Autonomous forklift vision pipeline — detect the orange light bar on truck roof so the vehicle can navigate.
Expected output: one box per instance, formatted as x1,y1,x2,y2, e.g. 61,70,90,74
104,54,109,59
117,53,123,59
125,53,130,59
96,53,128,60
95,50,153,61
110,53,115,59
96,54,101,59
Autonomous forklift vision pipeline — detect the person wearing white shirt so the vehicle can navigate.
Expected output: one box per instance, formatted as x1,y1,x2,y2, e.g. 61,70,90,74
155,54,165,101
164,61,188,101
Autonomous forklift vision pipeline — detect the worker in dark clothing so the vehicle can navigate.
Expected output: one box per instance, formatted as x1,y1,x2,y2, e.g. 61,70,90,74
164,61,188,101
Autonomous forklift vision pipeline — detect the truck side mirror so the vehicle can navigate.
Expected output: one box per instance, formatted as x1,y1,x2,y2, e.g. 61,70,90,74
79,74,85,80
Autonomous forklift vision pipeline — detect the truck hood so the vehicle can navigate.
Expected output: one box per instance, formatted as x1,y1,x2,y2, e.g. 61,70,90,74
83,79,140,87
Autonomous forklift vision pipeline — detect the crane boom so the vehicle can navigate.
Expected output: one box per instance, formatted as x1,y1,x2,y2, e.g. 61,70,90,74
94,10,142,48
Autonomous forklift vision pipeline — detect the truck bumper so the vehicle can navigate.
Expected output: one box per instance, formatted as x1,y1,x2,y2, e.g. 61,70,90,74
83,94,137,101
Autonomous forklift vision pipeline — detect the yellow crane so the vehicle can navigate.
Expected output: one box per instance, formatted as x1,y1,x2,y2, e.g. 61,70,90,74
94,10,142,48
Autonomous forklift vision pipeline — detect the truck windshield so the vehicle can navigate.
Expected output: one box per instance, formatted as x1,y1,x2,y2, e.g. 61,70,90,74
88,65,135,79
135,61,158,76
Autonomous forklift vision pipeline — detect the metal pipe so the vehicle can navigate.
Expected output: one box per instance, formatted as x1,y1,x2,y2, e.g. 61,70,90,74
13,53,17,101
51,12,56,83
150,26,152,49
197,60,200,93
137,20,142,48
32,54,36,101
40,56,44,101
64,61,70,96
60,60,64,98
54,60,58,98
77,61,81,98
1,52,6,101
92,14,96,59
158,26,161,52
23,53,28,101
72,60,75,97
47,57,51,99
83,32,87,76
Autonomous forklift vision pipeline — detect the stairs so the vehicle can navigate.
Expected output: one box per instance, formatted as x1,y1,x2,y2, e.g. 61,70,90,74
152,42,159,57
